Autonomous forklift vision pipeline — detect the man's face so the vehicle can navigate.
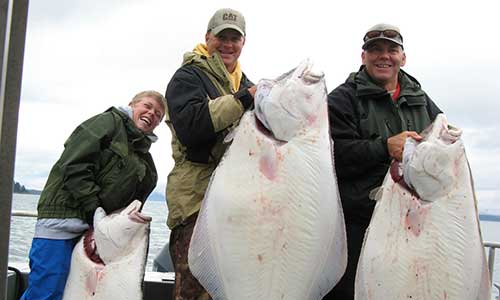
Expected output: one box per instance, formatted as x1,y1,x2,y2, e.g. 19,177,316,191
362,40,406,88
130,96,164,134
205,28,245,73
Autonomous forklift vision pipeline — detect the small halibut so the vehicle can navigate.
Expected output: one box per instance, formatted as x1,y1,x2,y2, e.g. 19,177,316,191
355,114,491,300
188,60,347,300
63,200,151,300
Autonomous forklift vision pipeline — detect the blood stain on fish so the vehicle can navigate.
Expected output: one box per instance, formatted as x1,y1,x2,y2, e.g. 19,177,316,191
259,153,278,180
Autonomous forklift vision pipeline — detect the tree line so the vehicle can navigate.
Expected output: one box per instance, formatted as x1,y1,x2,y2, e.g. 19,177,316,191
13,181,41,195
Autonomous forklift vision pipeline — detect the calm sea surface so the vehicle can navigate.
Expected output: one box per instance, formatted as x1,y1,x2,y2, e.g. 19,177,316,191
8,194,500,298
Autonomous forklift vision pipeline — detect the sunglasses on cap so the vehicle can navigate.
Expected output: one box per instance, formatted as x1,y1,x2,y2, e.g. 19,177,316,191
363,30,403,43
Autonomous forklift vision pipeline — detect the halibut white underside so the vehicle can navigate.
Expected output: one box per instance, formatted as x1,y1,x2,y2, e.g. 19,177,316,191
355,114,491,300
189,60,347,300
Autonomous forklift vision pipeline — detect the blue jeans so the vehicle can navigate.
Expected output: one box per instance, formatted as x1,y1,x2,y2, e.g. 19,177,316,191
20,237,79,300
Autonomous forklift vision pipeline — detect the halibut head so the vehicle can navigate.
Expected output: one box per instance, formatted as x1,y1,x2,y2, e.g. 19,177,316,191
62,200,151,300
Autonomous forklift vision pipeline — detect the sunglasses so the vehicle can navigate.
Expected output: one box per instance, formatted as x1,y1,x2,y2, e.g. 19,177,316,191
364,30,403,43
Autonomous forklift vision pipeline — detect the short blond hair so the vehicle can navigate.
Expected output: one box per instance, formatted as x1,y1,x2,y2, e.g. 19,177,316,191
130,90,166,114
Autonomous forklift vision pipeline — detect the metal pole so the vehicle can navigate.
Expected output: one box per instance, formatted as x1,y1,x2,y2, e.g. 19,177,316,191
489,247,496,281
0,0,29,298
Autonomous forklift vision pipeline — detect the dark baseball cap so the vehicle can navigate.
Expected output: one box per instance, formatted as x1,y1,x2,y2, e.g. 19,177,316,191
362,23,404,50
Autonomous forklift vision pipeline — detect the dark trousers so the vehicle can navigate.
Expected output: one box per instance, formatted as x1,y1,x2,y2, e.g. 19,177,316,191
323,221,368,300
169,214,211,300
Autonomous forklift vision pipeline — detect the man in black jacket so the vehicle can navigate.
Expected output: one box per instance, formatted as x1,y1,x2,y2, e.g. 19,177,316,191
164,8,255,300
324,23,442,300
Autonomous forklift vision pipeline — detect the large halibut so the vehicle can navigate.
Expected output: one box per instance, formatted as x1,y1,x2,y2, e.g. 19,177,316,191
355,114,491,300
188,60,347,300
63,200,151,300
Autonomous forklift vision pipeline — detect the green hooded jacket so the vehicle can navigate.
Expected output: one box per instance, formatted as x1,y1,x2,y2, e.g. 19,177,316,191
37,107,158,223
165,51,254,229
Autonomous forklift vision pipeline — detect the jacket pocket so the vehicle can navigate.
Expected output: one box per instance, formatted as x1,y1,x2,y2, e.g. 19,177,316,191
97,148,145,213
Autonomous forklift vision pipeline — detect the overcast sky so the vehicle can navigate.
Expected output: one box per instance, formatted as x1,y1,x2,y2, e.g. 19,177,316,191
13,0,500,213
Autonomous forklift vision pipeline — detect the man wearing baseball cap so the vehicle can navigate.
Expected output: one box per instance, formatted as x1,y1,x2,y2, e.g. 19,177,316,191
164,8,255,300
324,23,442,299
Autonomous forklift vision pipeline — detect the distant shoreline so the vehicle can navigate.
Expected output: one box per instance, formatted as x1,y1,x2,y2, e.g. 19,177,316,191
479,214,500,222
13,181,41,195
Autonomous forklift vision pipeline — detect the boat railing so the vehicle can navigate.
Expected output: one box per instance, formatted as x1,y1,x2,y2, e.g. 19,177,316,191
484,241,500,295
11,211,37,218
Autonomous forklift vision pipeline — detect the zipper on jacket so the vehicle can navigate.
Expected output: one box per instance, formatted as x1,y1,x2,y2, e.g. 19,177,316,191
384,119,393,135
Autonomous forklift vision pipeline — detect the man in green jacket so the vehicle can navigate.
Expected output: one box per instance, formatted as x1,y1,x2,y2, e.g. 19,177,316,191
21,90,166,300
164,7,255,300
324,24,442,300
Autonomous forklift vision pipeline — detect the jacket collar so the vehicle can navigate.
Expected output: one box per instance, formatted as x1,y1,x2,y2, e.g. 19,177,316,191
182,48,231,87
349,66,426,101
108,107,154,153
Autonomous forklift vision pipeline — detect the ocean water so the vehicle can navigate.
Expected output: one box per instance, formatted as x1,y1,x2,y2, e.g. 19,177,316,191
8,194,500,298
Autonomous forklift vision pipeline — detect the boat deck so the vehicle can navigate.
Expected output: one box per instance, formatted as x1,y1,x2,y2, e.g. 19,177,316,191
7,263,175,300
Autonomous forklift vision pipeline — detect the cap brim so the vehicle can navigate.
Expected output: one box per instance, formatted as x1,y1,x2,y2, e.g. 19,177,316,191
211,24,245,36
362,37,403,49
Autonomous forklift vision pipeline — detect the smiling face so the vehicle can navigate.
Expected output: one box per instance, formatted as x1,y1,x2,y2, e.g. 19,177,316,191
362,39,406,91
205,28,245,73
130,96,164,134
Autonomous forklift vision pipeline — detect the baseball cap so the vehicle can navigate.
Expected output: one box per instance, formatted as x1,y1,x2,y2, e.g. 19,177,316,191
207,8,246,36
362,23,404,50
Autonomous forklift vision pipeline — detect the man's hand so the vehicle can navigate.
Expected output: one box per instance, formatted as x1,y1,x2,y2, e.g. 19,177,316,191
248,85,257,97
387,131,422,161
